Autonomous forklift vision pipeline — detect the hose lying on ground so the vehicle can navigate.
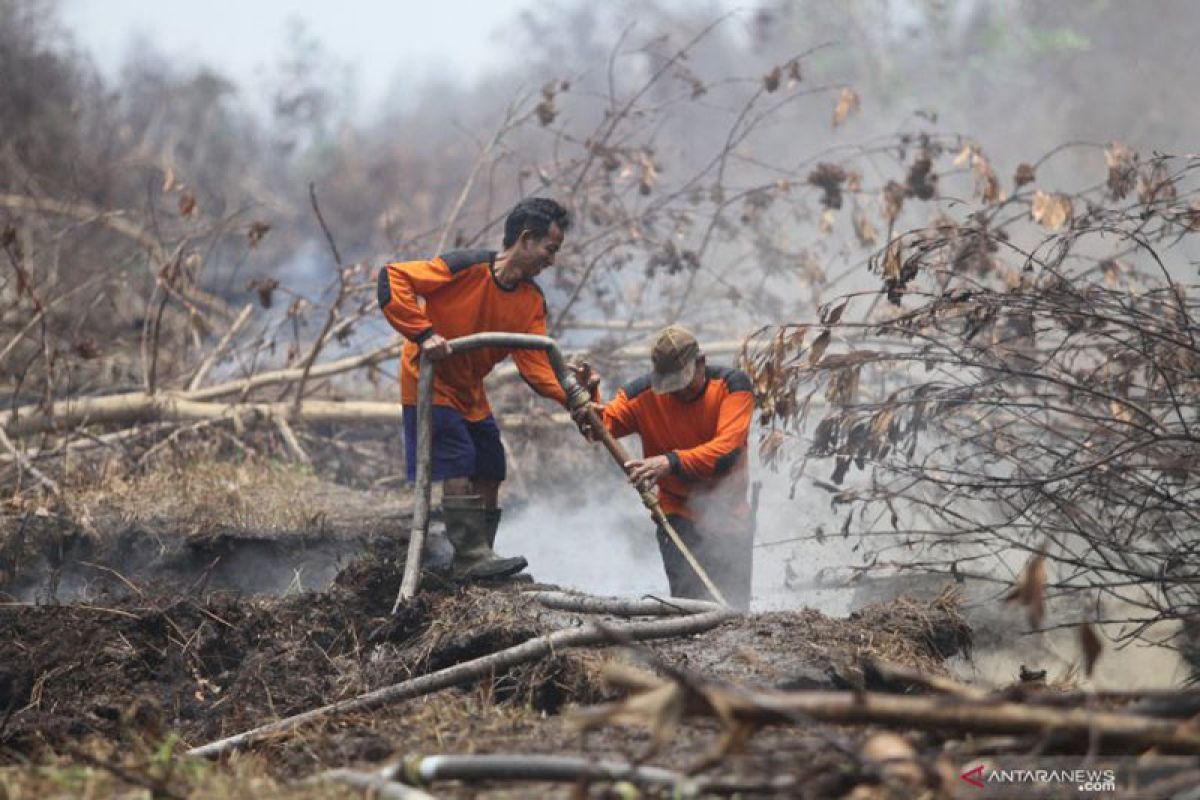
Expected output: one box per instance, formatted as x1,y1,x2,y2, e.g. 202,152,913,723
188,590,732,760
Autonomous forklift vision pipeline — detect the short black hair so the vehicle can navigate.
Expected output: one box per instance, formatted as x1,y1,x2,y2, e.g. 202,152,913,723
503,197,571,248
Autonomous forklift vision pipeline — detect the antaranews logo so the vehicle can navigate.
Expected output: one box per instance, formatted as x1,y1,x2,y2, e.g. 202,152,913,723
959,762,1118,794
960,764,986,789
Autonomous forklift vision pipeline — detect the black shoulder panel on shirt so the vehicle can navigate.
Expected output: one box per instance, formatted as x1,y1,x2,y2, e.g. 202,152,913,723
376,266,391,310
707,365,753,393
439,249,495,274
621,373,654,400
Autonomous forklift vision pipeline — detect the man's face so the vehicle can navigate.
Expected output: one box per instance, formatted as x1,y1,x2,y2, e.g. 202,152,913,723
514,223,564,278
669,357,707,402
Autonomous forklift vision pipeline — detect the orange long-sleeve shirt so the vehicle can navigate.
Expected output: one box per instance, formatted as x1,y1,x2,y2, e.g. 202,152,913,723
377,249,567,421
601,366,754,522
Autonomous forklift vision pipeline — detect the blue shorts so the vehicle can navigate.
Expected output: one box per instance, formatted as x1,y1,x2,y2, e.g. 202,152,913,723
402,406,507,483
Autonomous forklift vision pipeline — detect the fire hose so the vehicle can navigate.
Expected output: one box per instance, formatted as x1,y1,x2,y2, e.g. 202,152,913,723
392,332,727,612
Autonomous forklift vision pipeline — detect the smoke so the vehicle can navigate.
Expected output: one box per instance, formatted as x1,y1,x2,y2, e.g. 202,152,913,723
498,466,669,596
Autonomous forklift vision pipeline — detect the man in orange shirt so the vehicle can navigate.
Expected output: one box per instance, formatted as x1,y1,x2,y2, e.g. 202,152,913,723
592,325,755,609
377,197,574,580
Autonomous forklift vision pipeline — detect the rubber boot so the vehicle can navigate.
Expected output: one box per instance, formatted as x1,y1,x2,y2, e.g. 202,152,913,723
484,508,534,584
444,495,527,580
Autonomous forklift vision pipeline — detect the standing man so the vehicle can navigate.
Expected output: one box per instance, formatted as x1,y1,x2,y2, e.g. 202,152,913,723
377,197,573,580
591,325,755,609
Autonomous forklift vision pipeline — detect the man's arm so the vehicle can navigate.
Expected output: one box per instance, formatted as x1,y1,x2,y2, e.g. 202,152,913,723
376,258,455,344
672,389,754,479
510,302,571,405
600,388,639,439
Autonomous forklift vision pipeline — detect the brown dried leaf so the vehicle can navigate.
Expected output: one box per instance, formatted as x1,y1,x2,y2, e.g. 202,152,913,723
247,221,271,248
1186,199,1200,231
573,680,685,751
1138,163,1177,205
1031,191,1072,231
1005,552,1047,628
247,277,279,309
882,239,903,282
1079,623,1103,677
869,409,895,449
1105,142,1136,200
883,180,907,223
763,66,782,93
822,299,849,326
832,87,860,128
853,208,878,247
178,190,197,218
819,208,837,235
760,429,786,465
1101,259,1120,289
809,329,831,365
72,337,101,360
1013,162,1036,188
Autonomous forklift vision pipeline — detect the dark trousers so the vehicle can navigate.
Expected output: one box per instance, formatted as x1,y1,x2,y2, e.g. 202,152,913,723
655,514,753,610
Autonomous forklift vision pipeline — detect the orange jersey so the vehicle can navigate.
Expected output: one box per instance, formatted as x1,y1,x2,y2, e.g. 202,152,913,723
377,249,567,421
601,366,754,522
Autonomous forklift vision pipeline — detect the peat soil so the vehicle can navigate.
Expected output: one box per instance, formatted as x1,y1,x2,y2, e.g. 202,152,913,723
0,520,976,798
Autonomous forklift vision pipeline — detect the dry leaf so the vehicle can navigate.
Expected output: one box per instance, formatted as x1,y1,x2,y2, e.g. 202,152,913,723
247,221,271,248
832,87,860,128
1101,260,1120,289
1138,163,1177,205
1013,162,1036,188
1005,551,1047,628
72,337,101,360
883,180,906,223
823,299,848,326
882,239,903,282
763,66,782,93
819,208,837,235
1079,623,1103,677
1105,142,1136,200
853,208,878,247
1031,191,1072,230
247,277,279,309
809,329,831,364
178,190,197,218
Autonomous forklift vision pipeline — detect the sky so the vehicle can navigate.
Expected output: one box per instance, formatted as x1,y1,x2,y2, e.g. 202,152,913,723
58,0,532,106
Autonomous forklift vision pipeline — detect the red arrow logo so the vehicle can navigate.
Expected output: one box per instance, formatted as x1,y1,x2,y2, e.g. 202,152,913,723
960,764,986,788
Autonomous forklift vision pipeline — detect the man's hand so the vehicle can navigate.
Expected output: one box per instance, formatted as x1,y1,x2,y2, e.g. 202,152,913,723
569,360,600,394
571,401,605,441
421,333,452,361
624,455,671,491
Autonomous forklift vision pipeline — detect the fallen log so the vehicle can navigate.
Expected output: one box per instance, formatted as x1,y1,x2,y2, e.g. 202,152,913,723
307,768,437,800
578,666,1200,756
399,753,690,791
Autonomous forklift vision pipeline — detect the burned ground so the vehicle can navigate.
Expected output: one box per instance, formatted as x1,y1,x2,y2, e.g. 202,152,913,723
0,500,980,798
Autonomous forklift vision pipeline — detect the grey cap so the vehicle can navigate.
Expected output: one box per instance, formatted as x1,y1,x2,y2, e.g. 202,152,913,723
650,324,701,394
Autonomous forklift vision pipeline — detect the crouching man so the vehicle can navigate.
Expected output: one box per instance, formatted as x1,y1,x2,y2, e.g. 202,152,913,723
588,325,755,609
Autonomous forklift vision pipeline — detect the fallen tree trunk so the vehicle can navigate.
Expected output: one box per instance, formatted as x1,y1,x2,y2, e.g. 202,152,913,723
3,396,402,436
580,667,1200,756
